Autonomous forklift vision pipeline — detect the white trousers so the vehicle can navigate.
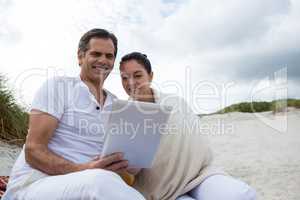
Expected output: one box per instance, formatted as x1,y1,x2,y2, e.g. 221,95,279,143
4,169,145,200
176,175,256,200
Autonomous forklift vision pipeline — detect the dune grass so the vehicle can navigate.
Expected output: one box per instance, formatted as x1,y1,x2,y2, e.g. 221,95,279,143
217,99,300,114
0,74,28,146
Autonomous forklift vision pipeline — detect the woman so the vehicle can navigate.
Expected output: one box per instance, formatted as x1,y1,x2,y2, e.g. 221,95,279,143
119,52,256,200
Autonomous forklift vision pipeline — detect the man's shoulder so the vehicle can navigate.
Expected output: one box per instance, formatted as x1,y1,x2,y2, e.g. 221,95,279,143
48,76,78,82
42,76,79,87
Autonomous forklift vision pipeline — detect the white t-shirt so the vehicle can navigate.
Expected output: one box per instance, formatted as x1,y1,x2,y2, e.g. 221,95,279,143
6,76,117,190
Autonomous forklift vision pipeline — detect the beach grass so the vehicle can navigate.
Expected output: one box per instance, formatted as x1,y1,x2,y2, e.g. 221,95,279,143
0,74,28,146
217,99,300,114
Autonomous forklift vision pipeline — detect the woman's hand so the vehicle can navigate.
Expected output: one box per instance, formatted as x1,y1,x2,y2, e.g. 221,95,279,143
131,87,154,103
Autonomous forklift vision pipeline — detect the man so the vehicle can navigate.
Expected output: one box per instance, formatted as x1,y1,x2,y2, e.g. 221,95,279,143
2,29,145,200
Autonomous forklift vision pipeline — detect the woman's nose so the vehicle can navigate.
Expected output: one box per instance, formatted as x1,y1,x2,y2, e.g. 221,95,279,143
128,78,137,87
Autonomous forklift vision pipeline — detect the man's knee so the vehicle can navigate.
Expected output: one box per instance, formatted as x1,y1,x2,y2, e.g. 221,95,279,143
84,169,144,199
83,169,123,187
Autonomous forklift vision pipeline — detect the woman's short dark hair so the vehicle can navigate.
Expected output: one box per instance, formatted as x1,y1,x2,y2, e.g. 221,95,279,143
120,52,152,74
78,28,118,56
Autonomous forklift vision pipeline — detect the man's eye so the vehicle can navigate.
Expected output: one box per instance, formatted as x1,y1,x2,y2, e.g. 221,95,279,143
106,54,114,59
121,76,128,80
91,52,101,57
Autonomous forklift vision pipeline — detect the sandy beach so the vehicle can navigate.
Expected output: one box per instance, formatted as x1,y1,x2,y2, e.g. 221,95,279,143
0,141,21,176
0,110,299,199
202,109,300,200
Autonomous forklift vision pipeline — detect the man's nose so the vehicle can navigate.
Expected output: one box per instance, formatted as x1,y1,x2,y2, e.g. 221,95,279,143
96,55,107,63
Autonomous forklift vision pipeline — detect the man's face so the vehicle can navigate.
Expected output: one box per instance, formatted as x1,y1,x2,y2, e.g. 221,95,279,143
78,37,115,84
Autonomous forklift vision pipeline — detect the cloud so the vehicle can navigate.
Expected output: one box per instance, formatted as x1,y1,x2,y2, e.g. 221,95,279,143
190,0,300,83
0,0,21,45
228,49,300,81
116,0,298,81
0,0,299,112
136,0,299,83
116,0,299,112
144,0,290,54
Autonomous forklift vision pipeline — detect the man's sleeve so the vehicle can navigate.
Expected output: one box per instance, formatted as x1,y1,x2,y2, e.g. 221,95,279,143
30,77,65,120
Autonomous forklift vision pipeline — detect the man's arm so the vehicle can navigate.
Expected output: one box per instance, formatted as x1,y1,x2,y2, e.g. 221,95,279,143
25,110,86,175
25,110,129,175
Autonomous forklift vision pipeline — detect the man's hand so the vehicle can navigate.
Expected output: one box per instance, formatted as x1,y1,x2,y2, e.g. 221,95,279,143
85,153,129,173
127,168,141,175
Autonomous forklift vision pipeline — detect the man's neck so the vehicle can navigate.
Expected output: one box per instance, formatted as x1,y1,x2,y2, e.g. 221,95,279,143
80,74,106,106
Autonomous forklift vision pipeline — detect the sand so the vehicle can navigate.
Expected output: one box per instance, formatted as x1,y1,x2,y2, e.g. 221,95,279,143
201,109,300,200
0,141,21,176
0,110,299,199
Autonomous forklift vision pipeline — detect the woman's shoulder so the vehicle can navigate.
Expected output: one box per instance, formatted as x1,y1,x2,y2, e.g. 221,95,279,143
153,89,191,111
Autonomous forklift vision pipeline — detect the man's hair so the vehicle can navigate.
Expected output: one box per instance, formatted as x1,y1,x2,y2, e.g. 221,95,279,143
120,52,152,74
78,28,118,56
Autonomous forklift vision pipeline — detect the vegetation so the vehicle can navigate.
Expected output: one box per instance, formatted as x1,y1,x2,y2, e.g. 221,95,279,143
0,74,28,145
217,99,300,114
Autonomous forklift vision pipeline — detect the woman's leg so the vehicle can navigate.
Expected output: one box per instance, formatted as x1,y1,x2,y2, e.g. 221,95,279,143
189,175,256,200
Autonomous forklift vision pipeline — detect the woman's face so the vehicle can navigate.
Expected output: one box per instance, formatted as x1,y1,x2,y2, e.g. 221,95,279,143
120,59,153,98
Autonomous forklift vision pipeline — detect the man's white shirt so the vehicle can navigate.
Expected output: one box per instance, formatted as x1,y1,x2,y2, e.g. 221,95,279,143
7,76,117,188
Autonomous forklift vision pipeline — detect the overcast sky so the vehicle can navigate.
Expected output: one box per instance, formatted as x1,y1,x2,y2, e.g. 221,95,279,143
1,0,299,113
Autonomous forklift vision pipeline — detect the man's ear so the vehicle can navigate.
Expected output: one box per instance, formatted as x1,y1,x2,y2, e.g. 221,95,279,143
77,50,84,66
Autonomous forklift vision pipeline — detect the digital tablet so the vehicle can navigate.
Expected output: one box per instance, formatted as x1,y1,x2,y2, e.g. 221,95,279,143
101,99,172,168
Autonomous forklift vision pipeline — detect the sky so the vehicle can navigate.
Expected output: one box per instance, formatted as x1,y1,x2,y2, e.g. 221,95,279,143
0,0,299,114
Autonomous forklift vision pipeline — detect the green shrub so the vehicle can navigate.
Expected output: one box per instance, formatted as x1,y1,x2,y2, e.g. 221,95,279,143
218,99,300,114
0,74,28,145
271,100,287,113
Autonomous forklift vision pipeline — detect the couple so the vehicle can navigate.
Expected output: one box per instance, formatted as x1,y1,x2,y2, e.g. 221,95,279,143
3,29,256,200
